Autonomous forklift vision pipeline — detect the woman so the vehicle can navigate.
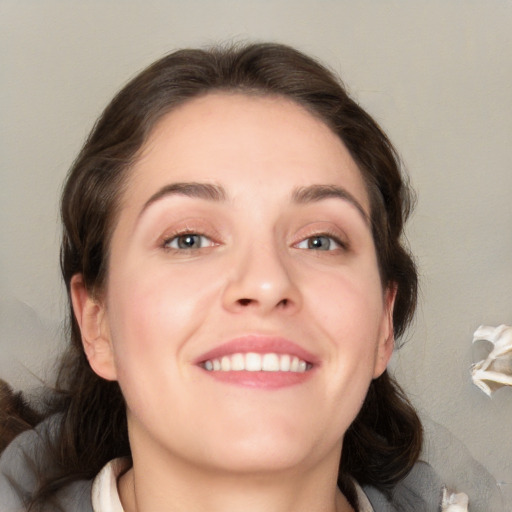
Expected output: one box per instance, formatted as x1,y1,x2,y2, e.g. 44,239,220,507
0,42,445,511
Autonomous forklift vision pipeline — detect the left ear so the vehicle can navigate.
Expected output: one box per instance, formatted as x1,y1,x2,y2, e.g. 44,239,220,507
373,283,397,379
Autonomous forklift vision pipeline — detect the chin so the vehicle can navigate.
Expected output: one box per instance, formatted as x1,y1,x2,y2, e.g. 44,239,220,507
205,443,315,475
194,421,337,476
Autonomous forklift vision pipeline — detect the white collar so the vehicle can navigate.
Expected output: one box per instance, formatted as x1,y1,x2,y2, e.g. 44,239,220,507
91,458,129,512
353,481,375,512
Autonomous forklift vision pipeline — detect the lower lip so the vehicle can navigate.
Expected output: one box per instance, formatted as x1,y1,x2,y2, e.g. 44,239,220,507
199,368,315,389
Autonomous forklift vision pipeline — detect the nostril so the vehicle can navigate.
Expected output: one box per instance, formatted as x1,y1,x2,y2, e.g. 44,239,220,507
236,297,290,308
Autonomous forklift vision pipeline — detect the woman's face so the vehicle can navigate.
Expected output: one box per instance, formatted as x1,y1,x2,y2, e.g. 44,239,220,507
76,93,395,475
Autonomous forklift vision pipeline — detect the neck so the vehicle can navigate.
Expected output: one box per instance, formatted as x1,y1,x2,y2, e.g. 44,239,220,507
118,438,353,512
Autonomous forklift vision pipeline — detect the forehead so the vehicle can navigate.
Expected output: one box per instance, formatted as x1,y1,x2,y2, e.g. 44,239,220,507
124,92,369,212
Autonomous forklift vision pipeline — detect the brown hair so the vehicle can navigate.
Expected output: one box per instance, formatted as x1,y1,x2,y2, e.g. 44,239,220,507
7,42,421,509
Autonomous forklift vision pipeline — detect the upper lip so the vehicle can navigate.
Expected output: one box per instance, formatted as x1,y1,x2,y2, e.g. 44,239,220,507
194,335,320,366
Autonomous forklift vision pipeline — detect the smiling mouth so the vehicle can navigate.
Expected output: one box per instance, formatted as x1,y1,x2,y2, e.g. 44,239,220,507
201,352,313,373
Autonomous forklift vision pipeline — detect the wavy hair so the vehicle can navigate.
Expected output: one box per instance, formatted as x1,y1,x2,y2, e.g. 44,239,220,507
4,42,421,510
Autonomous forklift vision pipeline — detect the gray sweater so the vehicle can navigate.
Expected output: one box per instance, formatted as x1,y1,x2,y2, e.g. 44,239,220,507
0,416,443,511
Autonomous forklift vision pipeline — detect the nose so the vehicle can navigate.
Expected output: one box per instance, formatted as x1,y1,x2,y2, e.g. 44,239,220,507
221,242,302,315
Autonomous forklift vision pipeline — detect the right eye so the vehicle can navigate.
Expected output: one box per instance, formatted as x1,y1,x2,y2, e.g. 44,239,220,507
163,233,215,250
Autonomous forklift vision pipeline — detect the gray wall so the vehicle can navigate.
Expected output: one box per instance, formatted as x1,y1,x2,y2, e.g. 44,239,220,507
1,1,511,509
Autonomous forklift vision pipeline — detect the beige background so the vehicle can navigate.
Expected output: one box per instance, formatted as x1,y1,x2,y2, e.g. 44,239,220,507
1,1,511,510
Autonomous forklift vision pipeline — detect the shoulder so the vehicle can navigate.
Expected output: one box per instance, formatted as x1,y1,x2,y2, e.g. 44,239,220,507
0,415,93,512
361,461,444,512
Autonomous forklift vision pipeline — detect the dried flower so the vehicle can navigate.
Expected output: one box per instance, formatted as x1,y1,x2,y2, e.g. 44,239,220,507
441,487,469,511
471,325,512,396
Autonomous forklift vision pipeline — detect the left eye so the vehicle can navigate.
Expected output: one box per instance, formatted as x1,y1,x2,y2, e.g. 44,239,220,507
164,233,214,250
296,235,341,251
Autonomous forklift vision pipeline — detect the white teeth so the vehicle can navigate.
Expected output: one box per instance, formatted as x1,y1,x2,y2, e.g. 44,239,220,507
246,352,262,371
262,353,280,371
203,352,310,373
231,353,245,371
221,356,231,371
280,354,291,371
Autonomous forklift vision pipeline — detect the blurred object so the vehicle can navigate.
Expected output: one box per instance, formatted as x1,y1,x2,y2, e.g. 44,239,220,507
441,487,469,511
471,325,512,396
497,483,512,511
420,416,505,511
0,379,42,453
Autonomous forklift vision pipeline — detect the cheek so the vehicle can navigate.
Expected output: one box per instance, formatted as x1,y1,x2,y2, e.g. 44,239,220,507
307,260,384,337
105,258,227,366
306,264,385,389
103,262,224,422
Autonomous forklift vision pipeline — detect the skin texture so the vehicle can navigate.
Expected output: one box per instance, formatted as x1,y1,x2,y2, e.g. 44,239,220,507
71,93,395,512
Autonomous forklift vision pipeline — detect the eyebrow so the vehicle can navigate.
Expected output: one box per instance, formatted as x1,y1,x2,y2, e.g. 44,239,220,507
138,181,369,225
140,182,227,217
292,184,370,225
